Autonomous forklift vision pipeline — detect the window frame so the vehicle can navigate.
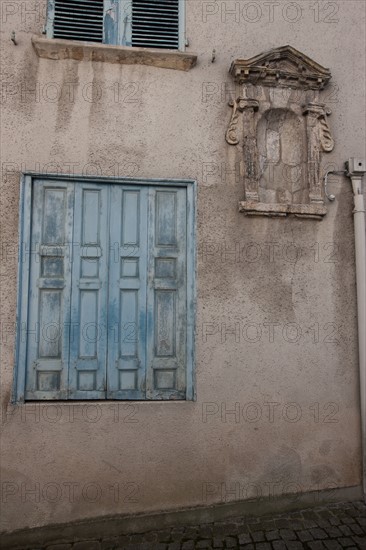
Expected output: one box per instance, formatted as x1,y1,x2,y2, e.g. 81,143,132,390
45,0,186,51
13,173,196,403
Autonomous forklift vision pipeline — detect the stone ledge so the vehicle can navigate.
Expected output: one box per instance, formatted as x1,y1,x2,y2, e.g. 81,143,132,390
31,35,197,71
239,201,327,219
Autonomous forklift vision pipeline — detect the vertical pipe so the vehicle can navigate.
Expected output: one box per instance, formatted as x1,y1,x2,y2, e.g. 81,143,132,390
350,175,366,501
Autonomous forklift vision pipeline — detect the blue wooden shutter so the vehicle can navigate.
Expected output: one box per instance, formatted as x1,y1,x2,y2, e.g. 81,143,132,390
25,180,74,400
146,187,187,399
17,178,194,402
107,186,148,398
68,183,109,399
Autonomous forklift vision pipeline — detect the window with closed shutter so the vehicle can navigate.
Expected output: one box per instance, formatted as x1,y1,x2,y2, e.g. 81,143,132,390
14,176,195,401
46,0,184,50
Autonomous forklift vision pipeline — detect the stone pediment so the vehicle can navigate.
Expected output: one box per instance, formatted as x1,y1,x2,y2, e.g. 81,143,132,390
229,45,331,89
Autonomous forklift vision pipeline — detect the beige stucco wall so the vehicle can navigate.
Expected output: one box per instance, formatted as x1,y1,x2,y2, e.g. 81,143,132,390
0,0,365,533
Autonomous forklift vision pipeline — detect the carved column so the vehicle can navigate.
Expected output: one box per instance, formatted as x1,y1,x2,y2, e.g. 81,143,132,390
226,98,259,201
302,102,333,204
242,99,260,202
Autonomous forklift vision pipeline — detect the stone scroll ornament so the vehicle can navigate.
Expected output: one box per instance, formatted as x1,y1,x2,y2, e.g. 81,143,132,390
225,45,335,219
319,108,334,152
226,99,245,145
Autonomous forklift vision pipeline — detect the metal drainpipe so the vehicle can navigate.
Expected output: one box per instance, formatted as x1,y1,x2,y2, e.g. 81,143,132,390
345,160,366,502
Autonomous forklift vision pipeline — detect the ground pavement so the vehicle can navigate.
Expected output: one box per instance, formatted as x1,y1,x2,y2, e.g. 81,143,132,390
9,500,366,550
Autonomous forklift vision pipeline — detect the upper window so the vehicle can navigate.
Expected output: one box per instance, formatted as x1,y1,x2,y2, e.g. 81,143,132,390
46,0,185,50
14,176,195,402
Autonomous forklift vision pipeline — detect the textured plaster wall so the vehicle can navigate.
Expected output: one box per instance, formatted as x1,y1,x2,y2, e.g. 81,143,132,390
0,0,365,533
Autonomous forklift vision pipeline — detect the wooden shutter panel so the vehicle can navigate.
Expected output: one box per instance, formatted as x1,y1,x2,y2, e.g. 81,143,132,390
107,186,148,398
146,187,187,399
17,178,194,402
49,0,104,42
68,184,109,399
25,180,74,400
47,0,182,49
132,0,180,49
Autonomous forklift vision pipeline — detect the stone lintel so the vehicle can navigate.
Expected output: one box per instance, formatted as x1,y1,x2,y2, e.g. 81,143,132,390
32,35,197,71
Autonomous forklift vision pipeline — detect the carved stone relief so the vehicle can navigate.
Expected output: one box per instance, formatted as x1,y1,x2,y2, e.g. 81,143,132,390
225,45,335,218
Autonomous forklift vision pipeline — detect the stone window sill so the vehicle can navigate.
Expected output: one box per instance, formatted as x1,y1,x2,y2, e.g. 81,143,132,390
239,201,327,219
31,35,197,71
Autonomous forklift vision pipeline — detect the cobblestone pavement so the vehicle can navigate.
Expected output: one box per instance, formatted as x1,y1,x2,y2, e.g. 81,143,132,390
15,500,366,550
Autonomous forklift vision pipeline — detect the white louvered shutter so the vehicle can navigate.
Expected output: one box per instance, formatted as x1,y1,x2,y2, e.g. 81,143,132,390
132,0,180,49
51,0,104,42
46,0,183,50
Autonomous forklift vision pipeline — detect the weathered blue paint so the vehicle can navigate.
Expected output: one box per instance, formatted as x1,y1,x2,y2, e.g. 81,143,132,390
186,182,196,401
107,185,148,399
24,180,74,400
146,187,187,400
45,0,55,38
104,0,132,46
68,184,109,399
13,174,196,402
13,174,31,403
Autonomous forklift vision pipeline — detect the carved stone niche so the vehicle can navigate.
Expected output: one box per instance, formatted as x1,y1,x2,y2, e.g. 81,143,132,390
226,45,335,219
